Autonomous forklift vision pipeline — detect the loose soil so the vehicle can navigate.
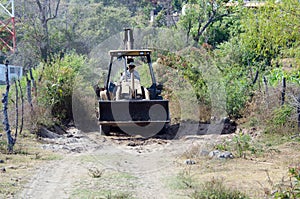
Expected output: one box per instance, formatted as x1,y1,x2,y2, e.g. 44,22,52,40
1,127,299,199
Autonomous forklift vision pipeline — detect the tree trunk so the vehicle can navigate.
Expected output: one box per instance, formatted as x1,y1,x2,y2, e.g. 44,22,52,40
35,0,61,61
40,22,50,61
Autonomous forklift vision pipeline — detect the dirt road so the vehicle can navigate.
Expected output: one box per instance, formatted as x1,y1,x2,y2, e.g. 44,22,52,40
18,128,213,199
17,127,299,199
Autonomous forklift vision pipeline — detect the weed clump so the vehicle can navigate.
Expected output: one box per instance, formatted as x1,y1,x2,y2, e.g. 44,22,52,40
189,178,249,199
273,165,300,199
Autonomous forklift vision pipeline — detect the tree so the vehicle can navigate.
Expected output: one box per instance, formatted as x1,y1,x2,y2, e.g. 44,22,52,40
35,0,61,61
178,0,231,45
54,2,133,55
12,0,61,66
239,0,300,66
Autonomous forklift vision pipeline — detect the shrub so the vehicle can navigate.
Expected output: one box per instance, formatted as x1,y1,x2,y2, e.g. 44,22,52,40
273,165,300,199
37,52,86,123
266,105,295,135
232,132,252,158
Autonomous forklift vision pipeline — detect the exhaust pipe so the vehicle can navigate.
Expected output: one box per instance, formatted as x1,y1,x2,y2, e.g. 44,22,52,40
124,28,134,50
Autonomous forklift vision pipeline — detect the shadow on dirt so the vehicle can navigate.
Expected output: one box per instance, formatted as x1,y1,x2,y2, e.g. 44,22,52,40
106,118,237,141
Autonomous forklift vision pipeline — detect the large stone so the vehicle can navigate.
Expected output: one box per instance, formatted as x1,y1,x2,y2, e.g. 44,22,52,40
218,151,234,159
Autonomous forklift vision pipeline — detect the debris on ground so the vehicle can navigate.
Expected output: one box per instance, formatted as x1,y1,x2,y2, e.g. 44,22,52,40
208,150,234,159
1,167,6,173
185,159,196,165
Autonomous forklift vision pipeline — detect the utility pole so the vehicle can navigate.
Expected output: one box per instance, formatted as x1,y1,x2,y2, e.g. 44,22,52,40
0,0,16,53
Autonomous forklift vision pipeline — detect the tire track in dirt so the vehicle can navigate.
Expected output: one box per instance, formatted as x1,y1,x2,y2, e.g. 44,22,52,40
20,154,85,199
18,131,217,199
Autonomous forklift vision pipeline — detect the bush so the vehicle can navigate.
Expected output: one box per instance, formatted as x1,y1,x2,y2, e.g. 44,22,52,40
37,52,86,123
266,105,296,135
273,165,300,199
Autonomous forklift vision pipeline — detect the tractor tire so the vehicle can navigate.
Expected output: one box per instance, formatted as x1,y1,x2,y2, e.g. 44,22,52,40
100,125,111,136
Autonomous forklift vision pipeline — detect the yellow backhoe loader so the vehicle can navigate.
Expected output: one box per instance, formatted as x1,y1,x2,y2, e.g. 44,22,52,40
96,29,170,137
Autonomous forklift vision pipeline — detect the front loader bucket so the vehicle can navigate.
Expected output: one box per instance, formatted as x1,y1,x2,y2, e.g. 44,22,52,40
98,100,170,137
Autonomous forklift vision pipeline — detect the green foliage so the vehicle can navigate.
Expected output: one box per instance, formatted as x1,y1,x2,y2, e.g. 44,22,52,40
232,132,251,158
154,10,167,27
189,178,249,199
12,0,300,126
265,105,295,135
178,0,231,44
157,53,209,104
225,71,251,118
268,67,300,86
215,39,254,118
239,0,300,64
60,3,133,54
37,52,86,122
214,141,230,152
172,0,184,12
138,63,152,88
270,105,293,127
173,167,249,198
273,166,300,199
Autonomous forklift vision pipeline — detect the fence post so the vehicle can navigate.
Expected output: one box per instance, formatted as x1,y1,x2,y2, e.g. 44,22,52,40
297,94,300,132
281,77,286,106
263,76,269,109
2,60,14,152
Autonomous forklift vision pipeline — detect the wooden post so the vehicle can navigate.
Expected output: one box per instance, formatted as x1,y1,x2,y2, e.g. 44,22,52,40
2,60,14,152
26,75,33,109
17,78,24,135
29,68,36,98
14,79,18,141
252,70,259,85
263,76,269,109
281,77,286,106
297,94,300,132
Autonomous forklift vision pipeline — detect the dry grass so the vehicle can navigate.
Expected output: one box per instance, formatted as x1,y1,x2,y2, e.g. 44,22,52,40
240,83,300,135
176,137,300,198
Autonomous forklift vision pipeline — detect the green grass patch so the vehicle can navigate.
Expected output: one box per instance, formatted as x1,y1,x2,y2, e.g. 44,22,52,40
168,169,249,199
260,133,292,147
189,179,249,199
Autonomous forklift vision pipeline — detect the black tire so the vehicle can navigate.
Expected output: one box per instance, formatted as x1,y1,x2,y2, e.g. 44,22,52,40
100,125,111,136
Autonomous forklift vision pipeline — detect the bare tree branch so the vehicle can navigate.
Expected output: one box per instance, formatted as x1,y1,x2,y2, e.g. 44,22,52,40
46,0,60,22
